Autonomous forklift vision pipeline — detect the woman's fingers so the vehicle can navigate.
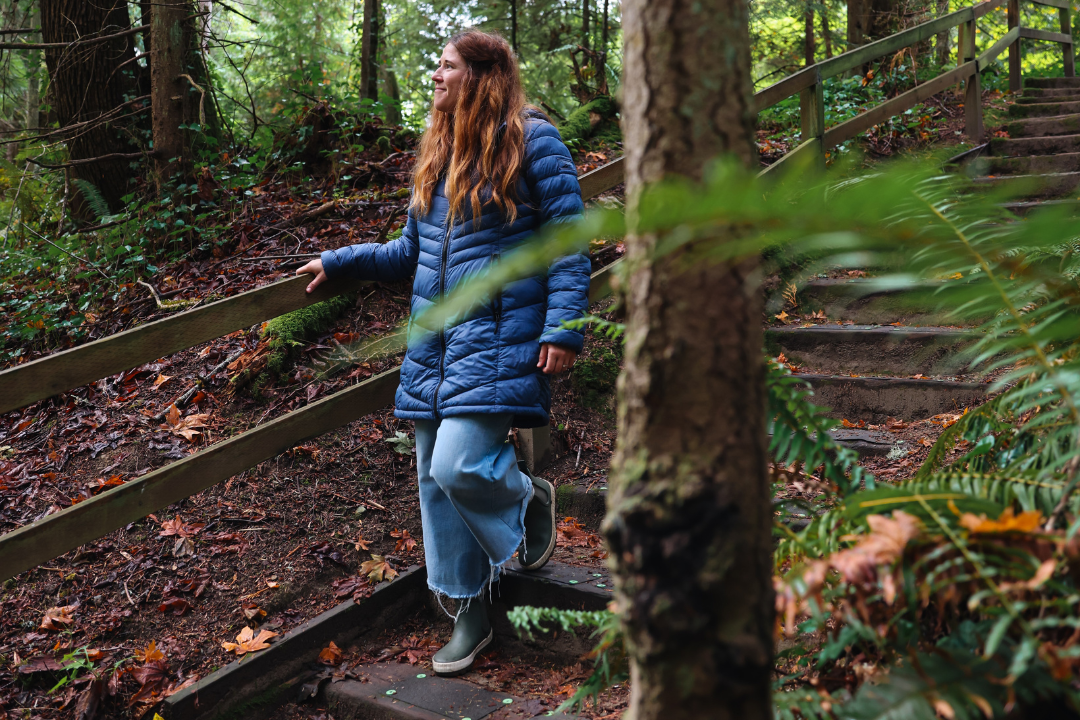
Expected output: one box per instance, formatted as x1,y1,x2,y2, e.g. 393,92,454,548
295,259,326,294
538,344,577,374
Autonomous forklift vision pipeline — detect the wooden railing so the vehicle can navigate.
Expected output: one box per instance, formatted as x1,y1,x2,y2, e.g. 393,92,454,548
761,0,1074,173
0,0,1074,580
0,163,625,582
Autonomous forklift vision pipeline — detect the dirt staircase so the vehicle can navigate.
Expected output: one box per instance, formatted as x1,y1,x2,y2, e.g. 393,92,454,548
973,76,1080,203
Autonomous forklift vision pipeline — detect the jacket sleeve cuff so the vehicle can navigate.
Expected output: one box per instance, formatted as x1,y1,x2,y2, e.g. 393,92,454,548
320,248,344,281
538,328,585,354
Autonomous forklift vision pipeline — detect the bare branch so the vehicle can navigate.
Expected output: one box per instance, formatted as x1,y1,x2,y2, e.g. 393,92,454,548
0,24,148,50
0,28,37,36
26,150,155,170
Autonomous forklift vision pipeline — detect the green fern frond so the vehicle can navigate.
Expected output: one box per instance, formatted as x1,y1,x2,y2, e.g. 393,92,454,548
72,178,110,220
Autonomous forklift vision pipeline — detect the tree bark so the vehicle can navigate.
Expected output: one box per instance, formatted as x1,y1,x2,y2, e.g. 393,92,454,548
510,0,518,55
41,0,140,214
150,1,200,186
607,0,773,719
805,7,816,66
24,2,40,131
847,0,866,49
934,0,950,66
583,0,591,51
821,3,833,58
360,0,380,102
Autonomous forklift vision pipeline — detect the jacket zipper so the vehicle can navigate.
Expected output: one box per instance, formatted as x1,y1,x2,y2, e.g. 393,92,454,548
432,215,452,420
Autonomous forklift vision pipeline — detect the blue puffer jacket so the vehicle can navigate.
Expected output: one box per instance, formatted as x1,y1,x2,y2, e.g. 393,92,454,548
320,109,590,428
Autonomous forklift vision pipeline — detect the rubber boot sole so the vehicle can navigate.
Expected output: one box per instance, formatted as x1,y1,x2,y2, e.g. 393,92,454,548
519,477,557,571
431,628,493,676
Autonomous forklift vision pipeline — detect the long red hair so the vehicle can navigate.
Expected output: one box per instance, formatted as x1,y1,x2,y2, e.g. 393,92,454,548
411,30,530,226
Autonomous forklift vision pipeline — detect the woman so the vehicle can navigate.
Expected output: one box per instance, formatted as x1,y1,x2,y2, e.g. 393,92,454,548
296,29,590,675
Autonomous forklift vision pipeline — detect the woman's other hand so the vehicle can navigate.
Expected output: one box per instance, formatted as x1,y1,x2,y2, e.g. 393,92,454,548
296,258,327,294
537,343,577,374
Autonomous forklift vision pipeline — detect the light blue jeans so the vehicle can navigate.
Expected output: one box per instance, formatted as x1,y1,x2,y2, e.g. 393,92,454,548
414,414,533,599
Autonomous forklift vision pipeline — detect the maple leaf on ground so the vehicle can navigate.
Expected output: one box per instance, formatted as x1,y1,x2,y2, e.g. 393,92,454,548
158,516,205,538
354,533,371,551
241,601,266,620
360,554,399,583
153,373,172,388
222,626,278,656
160,404,210,442
158,597,193,616
40,604,78,631
332,575,372,600
960,507,1044,534
319,641,344,665
304,541,345,566
391,528,417,554
91,475,125,492
141,641,165,663
557,517,601,548
884,417,909,431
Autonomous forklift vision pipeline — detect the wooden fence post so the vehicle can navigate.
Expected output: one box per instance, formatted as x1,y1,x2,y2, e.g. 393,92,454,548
1008,0,1021,92
960,18,984,142
516,425,554,473
799,69,826,167
1061,7,1075,78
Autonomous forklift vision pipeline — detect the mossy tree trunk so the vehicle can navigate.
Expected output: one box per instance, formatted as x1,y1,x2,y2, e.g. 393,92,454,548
604,0,773,718
150,0,202,187
360,0,380,102
41,0,140,214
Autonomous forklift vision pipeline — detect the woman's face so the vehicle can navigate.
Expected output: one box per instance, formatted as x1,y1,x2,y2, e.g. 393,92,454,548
432,43,466,113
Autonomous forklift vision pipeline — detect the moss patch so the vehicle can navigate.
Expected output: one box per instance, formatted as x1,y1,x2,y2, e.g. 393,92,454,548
571,343,622,412
237,294,355,397
559,96,618,143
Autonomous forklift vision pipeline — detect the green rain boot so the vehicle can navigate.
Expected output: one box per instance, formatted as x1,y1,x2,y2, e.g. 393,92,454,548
518,461,557,571
432,595,492,676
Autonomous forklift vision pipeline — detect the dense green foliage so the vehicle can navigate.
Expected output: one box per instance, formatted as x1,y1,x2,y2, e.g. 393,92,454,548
452,156,1080,716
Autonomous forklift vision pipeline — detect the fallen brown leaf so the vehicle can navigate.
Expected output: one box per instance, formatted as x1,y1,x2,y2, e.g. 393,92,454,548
222,626,278,656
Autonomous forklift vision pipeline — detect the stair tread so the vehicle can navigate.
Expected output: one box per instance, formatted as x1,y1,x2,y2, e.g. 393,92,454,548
768,324,974,336
326,664,574,719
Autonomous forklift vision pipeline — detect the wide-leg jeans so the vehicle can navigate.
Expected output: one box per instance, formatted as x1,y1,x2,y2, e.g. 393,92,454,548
414,414,533,599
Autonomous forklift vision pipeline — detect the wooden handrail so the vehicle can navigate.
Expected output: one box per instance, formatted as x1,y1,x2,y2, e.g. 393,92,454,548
754,0,1075,168
0,159,627,417
0,260,623,581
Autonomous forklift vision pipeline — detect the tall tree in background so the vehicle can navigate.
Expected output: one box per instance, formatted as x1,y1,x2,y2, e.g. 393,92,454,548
582,0,591,50
606,0,773,717
41,0,141,213
24,1,40,132
150,0,206,185
805,3,816,65
360,0,380,101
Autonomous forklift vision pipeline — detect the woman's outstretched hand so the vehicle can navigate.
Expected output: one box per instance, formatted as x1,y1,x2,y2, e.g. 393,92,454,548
538,343,577,374
296,258,327,294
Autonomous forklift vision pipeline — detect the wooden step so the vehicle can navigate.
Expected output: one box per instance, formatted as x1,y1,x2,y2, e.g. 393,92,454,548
1002,197,1080,215
991,133,1080,156
1024,77,1080,89
974,152,1080,175
795,278,968,326
1016,94,1080,105
1020,86,1080,98
802,374,988,423
1008,100,1080,118
973,171,1080,200
325,665,575,719
766,325,976,376
1002,113,1080,138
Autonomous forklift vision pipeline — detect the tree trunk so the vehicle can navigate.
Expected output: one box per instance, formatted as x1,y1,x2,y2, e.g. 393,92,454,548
360,0,380,102
934,0,950,66
41,0,140,214
582,0,591,51
607,0,773,719
150,1,200,186
847,0,867,48
24,2,40,131
822,3,834,58
510,0,518,56
598,0,609,85
805,7,816,66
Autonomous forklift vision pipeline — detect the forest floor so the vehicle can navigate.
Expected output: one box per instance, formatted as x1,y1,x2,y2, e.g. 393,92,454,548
0,84,1016,720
